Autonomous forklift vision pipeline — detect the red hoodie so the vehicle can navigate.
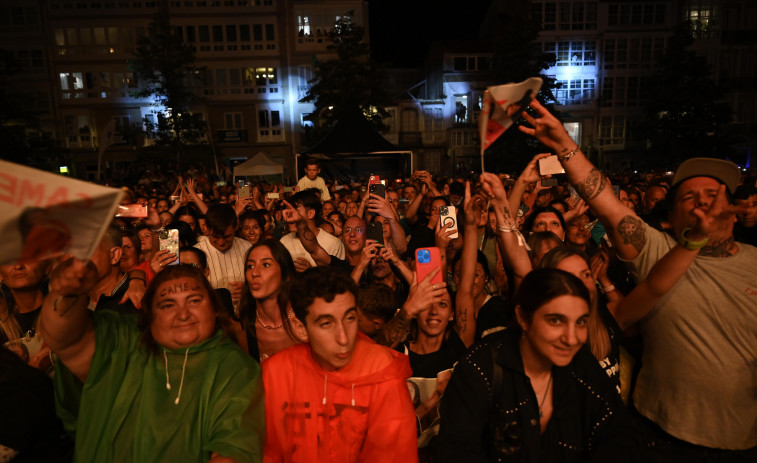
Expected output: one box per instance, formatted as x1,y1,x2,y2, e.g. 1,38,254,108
263,335,418,463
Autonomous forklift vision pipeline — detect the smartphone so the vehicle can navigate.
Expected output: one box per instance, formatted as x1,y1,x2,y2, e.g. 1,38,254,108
612,185,620,197
398,197,410,204
369,183,386,198
439,205,459,240
238,185,251,199
541,178,559,188
538,155,565,176
366,222,384,246
238,180,244,188
170,195,180,203
283,186,293,193
518,202,529,218
115,204,148,218
267,192,280,199
159,229,180,265
369,174,381,185
215,181,226,187
416,247,443,286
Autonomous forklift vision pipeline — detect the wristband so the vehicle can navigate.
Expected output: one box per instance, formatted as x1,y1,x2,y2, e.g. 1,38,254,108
678,227,709,251
557,146,580,162
601,284,616,294
130,277,147,285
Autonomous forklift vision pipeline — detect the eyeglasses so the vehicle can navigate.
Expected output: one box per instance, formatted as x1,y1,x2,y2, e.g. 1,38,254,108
343,226,365,235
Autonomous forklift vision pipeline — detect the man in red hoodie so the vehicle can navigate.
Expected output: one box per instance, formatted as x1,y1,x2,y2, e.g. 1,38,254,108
263,267,418,463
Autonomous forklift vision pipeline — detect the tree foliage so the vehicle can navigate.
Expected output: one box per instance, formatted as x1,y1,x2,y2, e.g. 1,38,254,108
640,21,735,166
484,2,561,174
300,13,393,139
129,11,207,150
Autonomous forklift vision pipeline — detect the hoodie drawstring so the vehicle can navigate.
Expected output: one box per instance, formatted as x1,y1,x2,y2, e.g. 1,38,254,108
351,383,356,407
163,348,190,405
322,373,328,405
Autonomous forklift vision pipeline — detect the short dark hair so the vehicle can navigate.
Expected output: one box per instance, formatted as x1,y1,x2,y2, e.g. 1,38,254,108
205,204,238,234
103,222,123,249
179,246,207,269
524,206,566,233
290,188,323,217
514,268,590,326
357,284,396,323
287,267,357,324
305,158,320,167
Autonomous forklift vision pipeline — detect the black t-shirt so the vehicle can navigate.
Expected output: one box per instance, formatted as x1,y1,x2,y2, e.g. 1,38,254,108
400,330,468,378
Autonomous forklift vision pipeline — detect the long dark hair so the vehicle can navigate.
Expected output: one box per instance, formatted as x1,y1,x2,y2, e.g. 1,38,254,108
138,264,237,354
513,268,590,328
537,246,611,361
237,239,296,335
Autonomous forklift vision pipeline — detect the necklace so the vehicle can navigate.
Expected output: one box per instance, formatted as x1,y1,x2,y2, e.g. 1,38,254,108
538,372,553,418
256,310,290,330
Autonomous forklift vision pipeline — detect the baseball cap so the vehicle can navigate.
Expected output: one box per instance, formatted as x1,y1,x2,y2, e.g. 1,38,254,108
671,157,740,194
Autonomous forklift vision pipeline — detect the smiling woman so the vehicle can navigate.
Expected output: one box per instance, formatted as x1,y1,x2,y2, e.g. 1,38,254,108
435,269,641,462
39,261,264,463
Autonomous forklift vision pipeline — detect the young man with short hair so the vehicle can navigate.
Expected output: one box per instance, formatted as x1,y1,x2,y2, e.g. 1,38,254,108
279,189,345,269
194,204,251,303
262,268,417,462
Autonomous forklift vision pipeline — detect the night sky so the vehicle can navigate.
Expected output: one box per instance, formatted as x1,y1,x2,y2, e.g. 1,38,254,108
368,0,492,66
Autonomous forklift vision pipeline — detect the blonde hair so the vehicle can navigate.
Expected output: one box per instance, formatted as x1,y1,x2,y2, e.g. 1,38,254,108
0,291,28,342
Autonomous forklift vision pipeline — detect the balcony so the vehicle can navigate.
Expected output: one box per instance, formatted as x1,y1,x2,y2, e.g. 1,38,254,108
217,129,248,144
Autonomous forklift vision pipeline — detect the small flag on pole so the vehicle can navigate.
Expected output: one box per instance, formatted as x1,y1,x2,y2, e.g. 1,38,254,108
479,77,543,171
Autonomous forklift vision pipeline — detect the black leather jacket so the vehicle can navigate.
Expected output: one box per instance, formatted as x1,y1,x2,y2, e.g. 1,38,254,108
436,329,642,463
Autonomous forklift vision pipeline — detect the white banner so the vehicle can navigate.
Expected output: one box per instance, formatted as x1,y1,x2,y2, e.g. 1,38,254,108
0,160,123,265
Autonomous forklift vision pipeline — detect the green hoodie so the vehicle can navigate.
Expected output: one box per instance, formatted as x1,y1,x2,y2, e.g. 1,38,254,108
54,311,264,462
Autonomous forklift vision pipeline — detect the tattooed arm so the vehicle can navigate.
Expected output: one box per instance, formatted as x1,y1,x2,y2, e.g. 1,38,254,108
519,100,644,260
455,182,478,348
283,200,332,266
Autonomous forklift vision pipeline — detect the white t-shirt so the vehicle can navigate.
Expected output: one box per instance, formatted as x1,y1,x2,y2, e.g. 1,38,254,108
280,228,345,267
296,176,331,202
195,237,251,292
623,226,757,449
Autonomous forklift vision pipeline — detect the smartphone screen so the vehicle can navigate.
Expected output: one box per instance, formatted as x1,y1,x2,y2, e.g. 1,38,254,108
416,247,443,286
439,205,459,240
115,204,148,218
538,156,565,176
238,186,251,199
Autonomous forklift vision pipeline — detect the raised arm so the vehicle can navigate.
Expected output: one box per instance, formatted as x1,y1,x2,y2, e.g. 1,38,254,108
38,258,98,382
611,184,732,330
281,200,331,267
185,178,209,215
508,153,552,215
367,193,408,254
454,182,478,348
520,100,643,260
480,173,532,291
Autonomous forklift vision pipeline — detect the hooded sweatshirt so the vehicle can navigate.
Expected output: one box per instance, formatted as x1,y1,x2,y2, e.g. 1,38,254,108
263,334,418,463
53,311,264,463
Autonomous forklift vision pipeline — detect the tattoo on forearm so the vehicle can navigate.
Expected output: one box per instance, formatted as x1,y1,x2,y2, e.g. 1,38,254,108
699,237,735,258
615,215,646,252
456,307,468,334
375,312,411,348
576,169,608,200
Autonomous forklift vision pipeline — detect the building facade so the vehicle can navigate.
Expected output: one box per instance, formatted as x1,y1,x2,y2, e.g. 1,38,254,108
0,0,367,182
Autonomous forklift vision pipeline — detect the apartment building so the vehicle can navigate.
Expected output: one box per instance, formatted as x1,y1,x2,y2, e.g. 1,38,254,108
0,0,367,181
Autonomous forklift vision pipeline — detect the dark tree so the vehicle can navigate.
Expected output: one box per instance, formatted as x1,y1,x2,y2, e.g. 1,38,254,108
129,10,207,162
483,1,561,174
640,21,735,166
300,13,393,141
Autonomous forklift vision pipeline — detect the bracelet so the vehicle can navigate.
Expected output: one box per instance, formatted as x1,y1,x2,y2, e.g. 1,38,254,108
151,226,165,233
601,284,616,294
678,227,710,250
557,146,580,162
497,224,516,233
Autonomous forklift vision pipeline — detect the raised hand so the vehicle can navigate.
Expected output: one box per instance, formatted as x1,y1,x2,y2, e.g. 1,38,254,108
518,99,577,154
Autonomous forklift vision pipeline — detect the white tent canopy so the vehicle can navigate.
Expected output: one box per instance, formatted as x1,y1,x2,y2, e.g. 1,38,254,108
233,152,283,181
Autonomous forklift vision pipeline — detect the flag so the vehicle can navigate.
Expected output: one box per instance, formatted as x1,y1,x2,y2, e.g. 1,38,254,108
478,77,543,163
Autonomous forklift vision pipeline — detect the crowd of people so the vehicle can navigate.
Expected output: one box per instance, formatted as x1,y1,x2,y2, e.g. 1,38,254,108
1,99,756,463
